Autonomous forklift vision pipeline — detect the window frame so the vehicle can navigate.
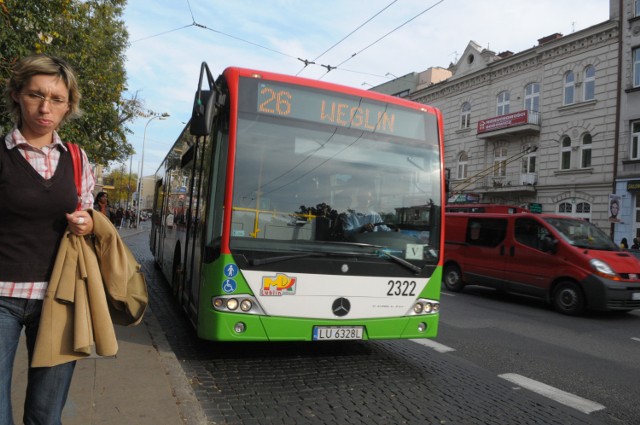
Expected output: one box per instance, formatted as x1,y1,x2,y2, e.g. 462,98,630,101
581,133,592,168
560,136,572,170
456,151,468,179
583,66,595,101
493,147,507,177
496,91,510,116
564,71,575,105
524,83,540,112
460,102,471,129
631,121,640,160
634,48,640,89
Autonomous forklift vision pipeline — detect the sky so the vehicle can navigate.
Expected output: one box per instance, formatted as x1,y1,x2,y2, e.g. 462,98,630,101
121,0,610,178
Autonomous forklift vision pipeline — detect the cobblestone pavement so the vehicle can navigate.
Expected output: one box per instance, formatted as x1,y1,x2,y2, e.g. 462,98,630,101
123,227,608,425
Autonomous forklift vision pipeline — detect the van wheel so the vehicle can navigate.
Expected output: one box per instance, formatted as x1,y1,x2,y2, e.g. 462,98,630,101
552,281,585,315
443,264,465,292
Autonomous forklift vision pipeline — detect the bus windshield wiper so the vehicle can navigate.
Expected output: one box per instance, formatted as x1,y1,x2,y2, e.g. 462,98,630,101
250,252,326,266
377,250,423,274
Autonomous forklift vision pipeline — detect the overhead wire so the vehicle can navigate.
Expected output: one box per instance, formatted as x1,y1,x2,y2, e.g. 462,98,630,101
131,0,446,81
295,0,399,76
319,0,446,79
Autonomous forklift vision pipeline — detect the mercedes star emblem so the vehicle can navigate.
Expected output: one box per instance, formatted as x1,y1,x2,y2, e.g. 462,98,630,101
332,297,351,317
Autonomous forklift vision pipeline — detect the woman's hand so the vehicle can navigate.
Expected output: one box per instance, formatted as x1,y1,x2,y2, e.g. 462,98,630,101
66,212,94,236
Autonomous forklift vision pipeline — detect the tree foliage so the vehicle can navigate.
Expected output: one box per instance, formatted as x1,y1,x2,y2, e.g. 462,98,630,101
102,165,138,208
0,0,146,165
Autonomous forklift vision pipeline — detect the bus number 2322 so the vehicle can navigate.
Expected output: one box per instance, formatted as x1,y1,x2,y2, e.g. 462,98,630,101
387,280,416,296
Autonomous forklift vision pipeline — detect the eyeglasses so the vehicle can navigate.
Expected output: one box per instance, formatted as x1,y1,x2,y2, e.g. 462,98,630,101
22,92,68,109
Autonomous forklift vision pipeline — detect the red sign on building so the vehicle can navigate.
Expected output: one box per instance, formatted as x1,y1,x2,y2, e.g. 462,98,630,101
477,110,528,134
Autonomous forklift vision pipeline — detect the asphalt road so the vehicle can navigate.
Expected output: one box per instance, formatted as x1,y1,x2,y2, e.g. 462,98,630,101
436,286,640,425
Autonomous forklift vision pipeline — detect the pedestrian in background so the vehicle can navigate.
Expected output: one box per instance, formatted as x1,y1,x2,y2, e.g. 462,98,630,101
93,191,111,220
620,237,629,250
0,53,95,425
632,238,639,250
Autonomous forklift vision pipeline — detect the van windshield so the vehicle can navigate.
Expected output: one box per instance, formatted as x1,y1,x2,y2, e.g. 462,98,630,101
543,217,618,250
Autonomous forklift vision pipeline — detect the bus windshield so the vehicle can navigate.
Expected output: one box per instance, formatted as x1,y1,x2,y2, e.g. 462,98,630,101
230,77,442,264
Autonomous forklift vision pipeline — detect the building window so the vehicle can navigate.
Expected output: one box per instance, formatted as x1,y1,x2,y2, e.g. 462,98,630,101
558,202,573,213
576,202,590,214
522,154,536,174
561,136,572,170
493,147,507,177
636,0,640,17
632,121,640,160
457,152,468,179
634,48,640,88
524,83,540,112
557,201,591,220
460,102,471,129
496,91,510,116
564,71,575,105
583,66,595,101
581,133,592,168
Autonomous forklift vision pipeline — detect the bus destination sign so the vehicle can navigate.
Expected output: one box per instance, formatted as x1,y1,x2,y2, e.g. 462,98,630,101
256,82,427,140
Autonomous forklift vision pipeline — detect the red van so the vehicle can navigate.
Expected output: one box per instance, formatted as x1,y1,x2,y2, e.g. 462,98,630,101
443,212,640,315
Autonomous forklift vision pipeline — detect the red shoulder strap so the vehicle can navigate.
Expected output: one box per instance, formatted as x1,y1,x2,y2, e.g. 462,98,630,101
67,143,83,211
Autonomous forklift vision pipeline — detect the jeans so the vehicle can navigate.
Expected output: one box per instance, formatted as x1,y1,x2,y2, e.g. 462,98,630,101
0,296,76,425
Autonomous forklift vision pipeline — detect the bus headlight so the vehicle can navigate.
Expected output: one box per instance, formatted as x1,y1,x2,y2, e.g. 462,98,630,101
226,298,239,310
240,299,253,312
409,299,440,316
212,295,264,315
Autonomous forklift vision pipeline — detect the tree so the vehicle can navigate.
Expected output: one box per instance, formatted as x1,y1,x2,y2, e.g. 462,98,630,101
0,0,146,165
102,165,138,208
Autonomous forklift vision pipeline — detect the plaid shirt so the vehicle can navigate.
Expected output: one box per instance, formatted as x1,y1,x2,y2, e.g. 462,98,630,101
0,129,95,299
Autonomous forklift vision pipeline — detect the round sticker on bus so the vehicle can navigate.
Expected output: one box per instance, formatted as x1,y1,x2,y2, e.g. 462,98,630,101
222,279,237,294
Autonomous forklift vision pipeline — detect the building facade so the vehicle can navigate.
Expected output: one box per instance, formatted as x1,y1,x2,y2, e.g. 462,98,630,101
404,11,619,234
613,0,640,243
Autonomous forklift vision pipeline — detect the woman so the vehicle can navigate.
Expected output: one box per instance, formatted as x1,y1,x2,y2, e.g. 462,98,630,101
0,54,94,425
93,191,111,219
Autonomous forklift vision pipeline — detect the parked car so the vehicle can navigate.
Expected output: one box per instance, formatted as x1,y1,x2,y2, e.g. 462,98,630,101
443,211,640,315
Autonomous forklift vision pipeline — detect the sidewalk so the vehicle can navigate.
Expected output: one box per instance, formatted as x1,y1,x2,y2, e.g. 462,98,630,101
11,224,206,425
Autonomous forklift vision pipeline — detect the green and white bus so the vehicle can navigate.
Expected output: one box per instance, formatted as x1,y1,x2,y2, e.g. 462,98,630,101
150,64,445,341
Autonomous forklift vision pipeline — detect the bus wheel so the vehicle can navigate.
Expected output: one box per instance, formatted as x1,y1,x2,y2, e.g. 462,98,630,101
443,264,465,292
552,281,584,315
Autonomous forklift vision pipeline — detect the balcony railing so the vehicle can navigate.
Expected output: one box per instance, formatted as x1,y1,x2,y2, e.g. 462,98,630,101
475,172,537,193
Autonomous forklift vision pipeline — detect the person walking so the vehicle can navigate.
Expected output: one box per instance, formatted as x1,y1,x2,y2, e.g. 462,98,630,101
0,54,95,425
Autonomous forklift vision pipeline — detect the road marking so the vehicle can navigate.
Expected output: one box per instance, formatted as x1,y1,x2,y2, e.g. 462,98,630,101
632,337,640,343
440,291,455,296
411,339,456,353
499,373,605,414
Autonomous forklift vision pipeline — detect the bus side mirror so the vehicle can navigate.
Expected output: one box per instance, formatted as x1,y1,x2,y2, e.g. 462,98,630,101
190,90,217,136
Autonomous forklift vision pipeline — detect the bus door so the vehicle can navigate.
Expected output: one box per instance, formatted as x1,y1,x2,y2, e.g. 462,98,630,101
462,217,509,289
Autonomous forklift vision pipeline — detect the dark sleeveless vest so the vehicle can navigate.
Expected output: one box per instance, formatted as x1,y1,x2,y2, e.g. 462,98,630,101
0,142,77,282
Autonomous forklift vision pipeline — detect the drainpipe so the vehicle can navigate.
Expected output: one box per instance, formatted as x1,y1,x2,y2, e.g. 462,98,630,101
611,0,623,239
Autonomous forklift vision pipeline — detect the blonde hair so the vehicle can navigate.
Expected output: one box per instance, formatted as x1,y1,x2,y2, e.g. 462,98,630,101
4,54,82,126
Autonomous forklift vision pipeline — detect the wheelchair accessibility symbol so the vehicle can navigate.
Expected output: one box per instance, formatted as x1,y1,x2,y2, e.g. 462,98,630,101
222,279,236,294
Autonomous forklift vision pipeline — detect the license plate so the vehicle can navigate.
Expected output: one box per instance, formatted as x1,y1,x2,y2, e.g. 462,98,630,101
633,293,640,301
312,326,363,341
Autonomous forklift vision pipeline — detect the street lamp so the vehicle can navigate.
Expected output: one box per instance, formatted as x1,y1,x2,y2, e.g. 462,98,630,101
136,112,170,229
